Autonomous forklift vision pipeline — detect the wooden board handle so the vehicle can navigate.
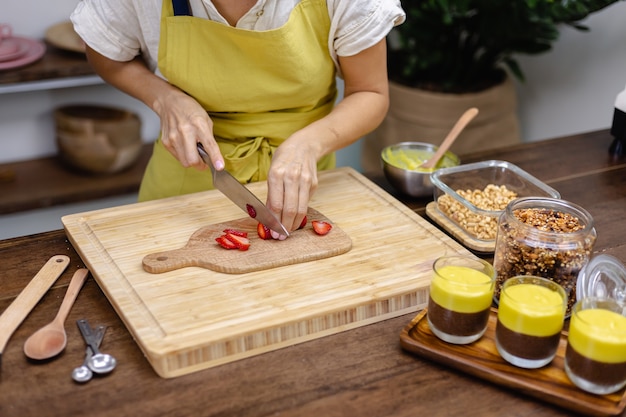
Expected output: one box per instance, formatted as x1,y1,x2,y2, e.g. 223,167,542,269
142,249,198,274
0,255,70,356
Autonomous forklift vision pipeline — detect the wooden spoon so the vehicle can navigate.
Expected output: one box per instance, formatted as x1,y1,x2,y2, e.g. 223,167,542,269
420,107,479,169
23,268,89,360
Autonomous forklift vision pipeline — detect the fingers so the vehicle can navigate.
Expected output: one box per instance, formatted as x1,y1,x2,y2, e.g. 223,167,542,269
158,94,224,170
267,160,317,237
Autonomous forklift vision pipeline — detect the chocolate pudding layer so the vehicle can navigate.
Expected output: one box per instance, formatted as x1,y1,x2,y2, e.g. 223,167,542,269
427,296,490,336
566,345,626,386
496,321,560,360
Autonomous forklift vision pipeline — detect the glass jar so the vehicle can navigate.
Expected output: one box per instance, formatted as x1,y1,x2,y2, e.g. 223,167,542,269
493,197,597,316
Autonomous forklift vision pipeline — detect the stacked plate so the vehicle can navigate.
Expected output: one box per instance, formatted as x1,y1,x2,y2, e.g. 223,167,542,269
45,21,85,54
0,25,46,71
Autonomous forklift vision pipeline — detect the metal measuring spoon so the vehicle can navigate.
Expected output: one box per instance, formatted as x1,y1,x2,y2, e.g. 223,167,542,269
77,319,117,374
72,325,105,383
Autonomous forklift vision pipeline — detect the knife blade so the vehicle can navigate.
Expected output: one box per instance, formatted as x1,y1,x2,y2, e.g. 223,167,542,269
197,143,289,237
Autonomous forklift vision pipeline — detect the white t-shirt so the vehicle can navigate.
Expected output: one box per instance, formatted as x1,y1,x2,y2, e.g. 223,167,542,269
71,0,405,78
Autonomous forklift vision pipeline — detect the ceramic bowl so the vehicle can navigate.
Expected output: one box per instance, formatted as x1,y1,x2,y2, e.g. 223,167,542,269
55,105,143,175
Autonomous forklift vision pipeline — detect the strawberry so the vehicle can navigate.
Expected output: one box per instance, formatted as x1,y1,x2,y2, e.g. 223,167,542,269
312,220,332,235
257,223,272,240
224,232,251,251
223,228,248,238
215,235,237,250
298,215,308,230
246,204,257,218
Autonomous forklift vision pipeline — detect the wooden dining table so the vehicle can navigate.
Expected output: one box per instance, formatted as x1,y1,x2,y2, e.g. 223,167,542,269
0,129,624,417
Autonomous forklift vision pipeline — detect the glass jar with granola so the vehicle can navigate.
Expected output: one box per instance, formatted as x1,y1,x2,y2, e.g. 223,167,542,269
493,197,597,316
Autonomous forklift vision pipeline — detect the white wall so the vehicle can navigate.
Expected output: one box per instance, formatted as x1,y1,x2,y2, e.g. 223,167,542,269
1,1,625,239
515,4,626,141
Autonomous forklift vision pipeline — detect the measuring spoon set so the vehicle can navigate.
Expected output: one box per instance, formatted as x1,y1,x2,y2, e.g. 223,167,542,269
73,319,117,383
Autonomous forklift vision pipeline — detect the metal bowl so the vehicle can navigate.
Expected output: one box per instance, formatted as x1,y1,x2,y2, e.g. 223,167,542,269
381,142,460,197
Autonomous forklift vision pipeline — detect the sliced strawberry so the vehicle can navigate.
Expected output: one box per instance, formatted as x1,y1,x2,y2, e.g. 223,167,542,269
257,223,272,240
224,232,251,251
223,228,248,238
312,220,332,235
297,215,308,230
246,204,257,218
215,235,237,249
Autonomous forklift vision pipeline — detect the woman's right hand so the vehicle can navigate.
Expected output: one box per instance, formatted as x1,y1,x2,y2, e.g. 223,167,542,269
152,88,224,171
84,46,224,171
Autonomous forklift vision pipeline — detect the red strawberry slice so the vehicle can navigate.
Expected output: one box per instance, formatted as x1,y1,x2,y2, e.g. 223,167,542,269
215,235,237,249
246,204,257,218
312,220,332,235
223,228,248,238
224,232,251,251
298,215,308,230
257,223,272,240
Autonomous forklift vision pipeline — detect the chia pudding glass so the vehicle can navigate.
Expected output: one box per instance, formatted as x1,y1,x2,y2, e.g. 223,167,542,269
427,256,495,344
495,276,566,368
565,297,626,395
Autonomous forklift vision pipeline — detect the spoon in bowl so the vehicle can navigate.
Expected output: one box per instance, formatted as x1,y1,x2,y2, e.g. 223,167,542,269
23,268,89,360
420,107,479,169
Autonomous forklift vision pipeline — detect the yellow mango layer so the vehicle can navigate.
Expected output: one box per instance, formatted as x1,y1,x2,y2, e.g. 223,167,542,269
429,265,494,313
497,284,564,336
568,309,626,363
383,148,456,172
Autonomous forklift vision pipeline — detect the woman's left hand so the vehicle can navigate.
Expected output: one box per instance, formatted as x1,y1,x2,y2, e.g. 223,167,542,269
265,134,320,239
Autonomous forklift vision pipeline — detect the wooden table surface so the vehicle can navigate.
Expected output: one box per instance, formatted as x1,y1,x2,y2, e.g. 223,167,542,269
1,129,624,417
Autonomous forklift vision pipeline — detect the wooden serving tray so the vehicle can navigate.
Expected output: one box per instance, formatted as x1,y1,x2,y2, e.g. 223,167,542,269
400,308,626,417
63,167,470,378
425,202,495,253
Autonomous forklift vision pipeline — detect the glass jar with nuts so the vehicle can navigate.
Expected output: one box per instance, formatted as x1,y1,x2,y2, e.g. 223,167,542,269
493,197,597,316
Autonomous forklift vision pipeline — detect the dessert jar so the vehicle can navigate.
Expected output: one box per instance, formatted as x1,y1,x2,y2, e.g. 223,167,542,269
493,197,596,316
565,297,626,395
495,276,566,368
564,254,626,395
427,255,496,344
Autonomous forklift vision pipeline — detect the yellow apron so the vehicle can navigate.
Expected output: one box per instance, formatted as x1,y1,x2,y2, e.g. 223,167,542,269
138,0,337,201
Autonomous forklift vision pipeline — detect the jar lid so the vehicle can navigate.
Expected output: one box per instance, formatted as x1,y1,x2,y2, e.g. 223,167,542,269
577,254,626,303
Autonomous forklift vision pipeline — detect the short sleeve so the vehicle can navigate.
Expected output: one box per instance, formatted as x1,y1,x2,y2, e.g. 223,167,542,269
70,0,158,66
329,0,405,58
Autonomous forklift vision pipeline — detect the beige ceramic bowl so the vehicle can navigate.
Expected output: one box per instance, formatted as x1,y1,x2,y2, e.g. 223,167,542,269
55,105,143,175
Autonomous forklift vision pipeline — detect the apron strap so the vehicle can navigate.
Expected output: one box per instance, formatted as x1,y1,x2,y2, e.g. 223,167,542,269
172,0,191,16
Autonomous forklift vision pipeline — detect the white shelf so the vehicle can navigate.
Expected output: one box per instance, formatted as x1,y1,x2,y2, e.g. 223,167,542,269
0,75,103,94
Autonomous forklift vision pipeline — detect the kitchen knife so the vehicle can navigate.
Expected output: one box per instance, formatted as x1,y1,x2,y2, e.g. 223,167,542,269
197,143,289,237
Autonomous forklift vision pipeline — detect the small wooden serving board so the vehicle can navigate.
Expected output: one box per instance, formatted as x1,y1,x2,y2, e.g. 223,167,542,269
142,208,352,274
400,308,626,417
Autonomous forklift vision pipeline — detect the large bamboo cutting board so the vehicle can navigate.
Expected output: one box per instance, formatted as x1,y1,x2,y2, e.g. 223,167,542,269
62,167,471,378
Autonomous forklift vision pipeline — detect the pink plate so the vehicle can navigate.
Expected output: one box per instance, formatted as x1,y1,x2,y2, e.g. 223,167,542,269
0,38,24,61
0,37,46,71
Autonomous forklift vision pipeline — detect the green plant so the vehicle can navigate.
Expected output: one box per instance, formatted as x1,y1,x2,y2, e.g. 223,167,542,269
388,0,623,93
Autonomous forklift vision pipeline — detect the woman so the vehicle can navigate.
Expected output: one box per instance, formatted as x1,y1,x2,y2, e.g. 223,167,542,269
71,0,405,238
